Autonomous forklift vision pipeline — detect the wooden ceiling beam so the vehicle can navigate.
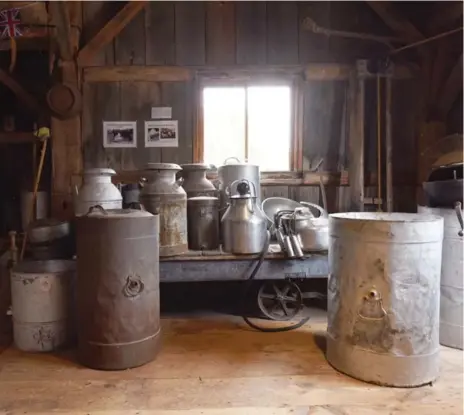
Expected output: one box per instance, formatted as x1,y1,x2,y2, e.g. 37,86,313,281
426,2,463,34
436,53,463,119
48,1,73,61
0,68,41,114
366,1,424,43
77,1,147,67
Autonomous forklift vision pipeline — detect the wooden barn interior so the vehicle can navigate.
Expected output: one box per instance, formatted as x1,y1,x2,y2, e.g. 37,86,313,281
0,0,463,413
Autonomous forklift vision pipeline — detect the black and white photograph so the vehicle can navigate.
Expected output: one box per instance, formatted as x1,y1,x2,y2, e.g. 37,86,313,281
145,120,178,148
103,121,137,148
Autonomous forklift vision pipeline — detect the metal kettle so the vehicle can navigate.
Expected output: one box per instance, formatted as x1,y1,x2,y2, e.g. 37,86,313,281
221,179,267,254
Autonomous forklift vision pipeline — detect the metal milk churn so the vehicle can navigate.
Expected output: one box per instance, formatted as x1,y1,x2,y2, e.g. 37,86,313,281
221,179,267,254
180,163,216,198
140,163,188,257
187,196,220,250
73,168,122,216
218,158,260,212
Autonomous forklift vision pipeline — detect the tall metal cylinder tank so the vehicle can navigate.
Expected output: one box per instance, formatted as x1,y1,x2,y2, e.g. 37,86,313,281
418,205,463,350
187,196,219,250
327,212,444,387
11,260,76,352
76,207,161,370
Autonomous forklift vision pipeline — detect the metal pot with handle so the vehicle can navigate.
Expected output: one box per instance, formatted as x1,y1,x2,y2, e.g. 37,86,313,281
281,202,329,252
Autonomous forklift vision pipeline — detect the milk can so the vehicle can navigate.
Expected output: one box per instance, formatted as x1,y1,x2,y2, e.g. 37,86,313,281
140,163,188,257
180,164,216,198
221,179,267,254
74,168,122,216
187,196,219,250
218,158,260,211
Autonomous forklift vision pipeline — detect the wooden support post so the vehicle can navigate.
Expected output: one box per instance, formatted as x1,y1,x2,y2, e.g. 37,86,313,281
385,77,393,212
48,1,73,60
50,2,82,219
348,70,365,212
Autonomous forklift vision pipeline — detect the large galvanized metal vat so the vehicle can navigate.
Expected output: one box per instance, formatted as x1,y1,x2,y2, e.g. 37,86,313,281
76,207,161,370
11,260,76,352
140,163,188,257
418,205,463,349
327,212,444,387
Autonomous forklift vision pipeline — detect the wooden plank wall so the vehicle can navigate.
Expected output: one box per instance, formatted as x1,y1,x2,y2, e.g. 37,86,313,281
81,1,419,212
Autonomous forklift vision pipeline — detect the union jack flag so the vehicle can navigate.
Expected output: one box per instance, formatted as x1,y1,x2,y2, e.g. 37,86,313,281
0,9,22,38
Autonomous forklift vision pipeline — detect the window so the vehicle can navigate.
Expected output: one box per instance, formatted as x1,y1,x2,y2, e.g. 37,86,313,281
201,82,294,171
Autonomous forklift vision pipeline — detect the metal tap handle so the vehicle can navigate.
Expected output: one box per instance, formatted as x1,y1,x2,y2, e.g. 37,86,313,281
455,201,463,237
299,201,328,218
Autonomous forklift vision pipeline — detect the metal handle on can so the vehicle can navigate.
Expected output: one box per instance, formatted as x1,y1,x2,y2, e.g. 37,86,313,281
123,275,144,297
223,157,241,165
299,201,328,218
357,289,387,321
85,205,108,216
454,201,463,237
175,177,184,188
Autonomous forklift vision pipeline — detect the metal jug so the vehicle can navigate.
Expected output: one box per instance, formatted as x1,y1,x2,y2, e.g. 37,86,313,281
221,179,267,254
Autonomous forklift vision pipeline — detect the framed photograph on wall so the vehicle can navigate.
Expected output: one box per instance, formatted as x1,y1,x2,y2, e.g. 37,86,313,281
145,120,179,148
103,121,137,148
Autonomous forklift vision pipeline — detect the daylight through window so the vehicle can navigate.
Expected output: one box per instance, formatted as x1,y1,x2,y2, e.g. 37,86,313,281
203,85,292,171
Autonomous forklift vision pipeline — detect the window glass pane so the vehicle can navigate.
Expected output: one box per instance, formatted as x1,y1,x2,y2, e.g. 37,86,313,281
247,86,291,171
203,87,246,166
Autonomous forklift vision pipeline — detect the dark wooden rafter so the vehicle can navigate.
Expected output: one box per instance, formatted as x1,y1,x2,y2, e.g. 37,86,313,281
426,2,463,34
435,53,463,119
77,1,147,67
366,1,425,43
47,1,73,61
0,68,41,113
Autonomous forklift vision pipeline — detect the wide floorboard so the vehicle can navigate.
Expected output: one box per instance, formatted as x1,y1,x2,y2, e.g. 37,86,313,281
0,314,462,414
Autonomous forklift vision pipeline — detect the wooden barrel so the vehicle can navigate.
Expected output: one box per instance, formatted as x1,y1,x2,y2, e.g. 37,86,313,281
327,212,443,387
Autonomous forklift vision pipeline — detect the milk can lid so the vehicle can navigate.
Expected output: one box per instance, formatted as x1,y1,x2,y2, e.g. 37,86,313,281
146,162,181,171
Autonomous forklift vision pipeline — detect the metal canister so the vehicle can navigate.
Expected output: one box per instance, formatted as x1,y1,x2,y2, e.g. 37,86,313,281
20,190,48,231
187,196,219,250
327,212,443,387
180,164,216,198
218,158,260,211
74,168,122,216
76,207,161,370
419,205,463,350
11,260,76,352
140,163,188,257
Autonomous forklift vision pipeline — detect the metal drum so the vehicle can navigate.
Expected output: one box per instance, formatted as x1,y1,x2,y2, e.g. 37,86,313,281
11,260,76,352
327,212,444,387
74,168,122,216
418,205,463,349
218,158,260,211
76,207,160,370
140,163,188,257
187,196,219,250
180,164,216,198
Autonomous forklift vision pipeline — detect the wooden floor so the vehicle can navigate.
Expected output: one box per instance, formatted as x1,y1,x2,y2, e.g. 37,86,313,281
0,313,462,415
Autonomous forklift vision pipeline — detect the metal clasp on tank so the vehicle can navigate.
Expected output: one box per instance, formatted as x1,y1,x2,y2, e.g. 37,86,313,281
123,275,144,297
357,288,387,321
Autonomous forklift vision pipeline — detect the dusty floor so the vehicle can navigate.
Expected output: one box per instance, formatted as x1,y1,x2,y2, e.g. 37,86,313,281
0,311,462,415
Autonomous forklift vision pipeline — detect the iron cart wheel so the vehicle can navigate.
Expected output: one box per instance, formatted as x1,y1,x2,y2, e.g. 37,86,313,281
257,281,303,321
